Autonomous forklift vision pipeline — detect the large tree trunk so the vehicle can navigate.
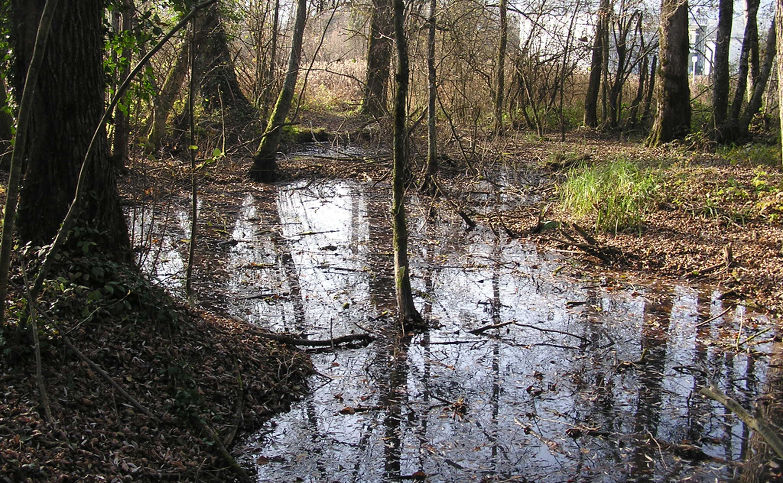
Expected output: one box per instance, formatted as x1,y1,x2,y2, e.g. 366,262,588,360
249,0,307,182
712,0,733,133
361,0,393,117
646,0,690,146
12,0,128,253
146,40,190,151
584,0,608,128
493,0,507,134
391,0,422,330
192,5,253,114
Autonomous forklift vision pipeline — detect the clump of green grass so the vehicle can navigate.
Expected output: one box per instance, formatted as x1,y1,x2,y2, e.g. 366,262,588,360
559,158,660,233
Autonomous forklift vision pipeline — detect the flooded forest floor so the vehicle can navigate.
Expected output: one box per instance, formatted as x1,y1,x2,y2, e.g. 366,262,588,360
3,109,783,481
119,111,783,480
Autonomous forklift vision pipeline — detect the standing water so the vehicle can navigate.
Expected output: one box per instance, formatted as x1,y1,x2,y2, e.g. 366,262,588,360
132,178,775,481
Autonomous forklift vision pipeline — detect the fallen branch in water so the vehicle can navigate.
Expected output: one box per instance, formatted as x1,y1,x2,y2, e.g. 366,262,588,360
699,385,783,459
260,332,375,347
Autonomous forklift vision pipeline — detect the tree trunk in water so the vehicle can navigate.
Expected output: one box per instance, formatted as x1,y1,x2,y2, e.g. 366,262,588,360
493,0,507,134
249,0,307,182
361,0,393,117
712,0,733,133
422,0,437,194
146,40,190,151
12,0,128,253
192,5,253,114
646,0,690,146
731,0,761,122
391,0,422,330
739,19,776,138
584,0,608,128
111,0,135,169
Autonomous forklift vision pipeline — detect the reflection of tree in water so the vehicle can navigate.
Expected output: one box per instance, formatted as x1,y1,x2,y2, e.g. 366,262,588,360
628,289,672,479
740,341,783,481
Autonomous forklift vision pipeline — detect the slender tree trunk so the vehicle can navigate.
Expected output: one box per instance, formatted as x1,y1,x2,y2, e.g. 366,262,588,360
739,19,776,138
249,0,307,182
584,0,609,128
609,16,633,129
13,0,128,251
262,0,280,119
0,75,13,170
361,0,393,117
391,0,422,330
646,0,690,146
111,0,135,169
641,54,656,126
777,0,783,165
422,0,437,194
628,55,648,128
494,0,508,134
712,0,733,133
731,0,761,122
146,40,189,151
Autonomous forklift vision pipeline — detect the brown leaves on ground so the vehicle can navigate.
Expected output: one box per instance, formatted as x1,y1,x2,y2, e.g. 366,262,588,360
0,292,312,481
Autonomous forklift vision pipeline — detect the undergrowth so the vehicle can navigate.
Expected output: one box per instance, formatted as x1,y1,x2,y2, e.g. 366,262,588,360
559,158,660,233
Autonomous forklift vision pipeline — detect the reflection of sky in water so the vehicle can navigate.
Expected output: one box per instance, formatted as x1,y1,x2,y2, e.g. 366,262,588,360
225,182,370,335
233,180,773,482
129,180,774,481
127,205,191,290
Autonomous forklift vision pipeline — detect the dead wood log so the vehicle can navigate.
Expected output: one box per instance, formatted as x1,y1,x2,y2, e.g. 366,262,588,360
699,384,783,459
260,332,375,347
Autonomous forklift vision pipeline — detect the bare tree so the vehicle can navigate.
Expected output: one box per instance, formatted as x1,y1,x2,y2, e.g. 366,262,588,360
391,0,423,330
249,0,308,182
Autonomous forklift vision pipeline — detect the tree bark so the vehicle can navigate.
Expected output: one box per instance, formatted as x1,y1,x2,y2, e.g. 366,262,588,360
493,0,508,134
646,0,690,146
731,0,761,122
422,0,437,194
249,0,307,182
712,0,733,132
361,0,393,117
12,0,129,252
777,0,783,165
739,19,776,138
0,74,13,170
391,0,423,330
146,40,190,151
641,54,656,127
111,0,135,169
192,4,253,114
584,0,608,128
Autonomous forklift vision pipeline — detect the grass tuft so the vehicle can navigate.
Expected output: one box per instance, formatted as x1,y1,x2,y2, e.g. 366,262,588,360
559,158,660,233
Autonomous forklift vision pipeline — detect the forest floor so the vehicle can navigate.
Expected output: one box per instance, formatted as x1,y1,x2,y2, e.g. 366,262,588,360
2,108,782,481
